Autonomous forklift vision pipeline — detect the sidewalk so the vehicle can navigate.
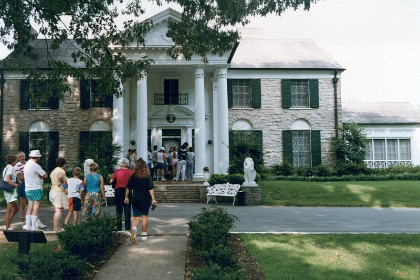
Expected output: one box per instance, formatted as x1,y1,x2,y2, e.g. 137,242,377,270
2,204,420,279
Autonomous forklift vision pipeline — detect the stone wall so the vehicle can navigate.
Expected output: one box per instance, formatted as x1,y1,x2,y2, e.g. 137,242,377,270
1,78,112,168
229,78,341,167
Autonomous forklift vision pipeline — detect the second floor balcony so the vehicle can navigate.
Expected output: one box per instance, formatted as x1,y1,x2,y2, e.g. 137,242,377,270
154,93,188,105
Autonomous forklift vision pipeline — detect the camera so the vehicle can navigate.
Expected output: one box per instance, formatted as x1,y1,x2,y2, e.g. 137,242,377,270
151,202,157,211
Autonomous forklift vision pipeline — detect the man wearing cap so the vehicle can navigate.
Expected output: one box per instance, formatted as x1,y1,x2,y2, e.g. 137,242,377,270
24,150,48,231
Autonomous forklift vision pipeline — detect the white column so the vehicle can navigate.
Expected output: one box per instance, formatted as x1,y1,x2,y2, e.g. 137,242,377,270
217,67,229,174
212,79,219,174
136,75,148,161
112,83,125,159
194,67,206,179
123,81,130,153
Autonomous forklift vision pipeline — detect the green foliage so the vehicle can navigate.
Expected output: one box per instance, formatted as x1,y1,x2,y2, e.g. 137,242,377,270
312,164,334,177
188,207,237,267
271,162,295,176
332,123,367,164
16,250,86,280
57,213,117,263
0,0,317,101
335,162,371,176
209,174,245,185
228,131,264,175
191,264,246,280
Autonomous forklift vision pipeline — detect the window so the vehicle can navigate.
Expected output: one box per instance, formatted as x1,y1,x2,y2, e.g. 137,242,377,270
282,79,319,109
228,79,261,109
80,79,113,109
283,130,321,167
291,80,309,107
18,121,59,172
164,79,179,105
365,139,411,168
20,80,59,110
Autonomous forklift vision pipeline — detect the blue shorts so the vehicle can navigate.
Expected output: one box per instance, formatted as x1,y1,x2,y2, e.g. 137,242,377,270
26,189,43,201
156,162,165,169
18,182,26,198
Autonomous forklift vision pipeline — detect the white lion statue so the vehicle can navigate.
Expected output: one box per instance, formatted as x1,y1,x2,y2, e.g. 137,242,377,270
243,157,257,186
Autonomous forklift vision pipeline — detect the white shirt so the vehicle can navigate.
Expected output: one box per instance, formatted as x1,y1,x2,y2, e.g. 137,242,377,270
3,164,16,182
13,161,25,183
24,159,46,191
63,178,84,199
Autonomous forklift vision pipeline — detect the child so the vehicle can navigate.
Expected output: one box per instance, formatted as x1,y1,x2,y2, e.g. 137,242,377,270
61,167,84,226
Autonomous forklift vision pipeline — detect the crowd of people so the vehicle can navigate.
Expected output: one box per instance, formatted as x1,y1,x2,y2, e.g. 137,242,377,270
148,142,195,181
2,150,157,243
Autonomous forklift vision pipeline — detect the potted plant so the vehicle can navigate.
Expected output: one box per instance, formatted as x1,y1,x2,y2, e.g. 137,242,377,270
203,166,210,186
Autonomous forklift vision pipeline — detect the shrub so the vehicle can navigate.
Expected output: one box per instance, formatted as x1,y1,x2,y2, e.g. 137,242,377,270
57,213,117,263
271,162,294,176
295,166,313,177
209,174,245,185
188,207,237,254
312,164,334,177
192,264,246,280
197,244,236,268
335,162,371,176
16,250,86,280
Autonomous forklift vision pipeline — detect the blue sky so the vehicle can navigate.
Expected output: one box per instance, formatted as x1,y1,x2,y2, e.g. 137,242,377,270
1,0,419,106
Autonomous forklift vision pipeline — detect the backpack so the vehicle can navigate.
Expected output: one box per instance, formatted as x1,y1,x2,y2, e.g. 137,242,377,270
179,149,187,161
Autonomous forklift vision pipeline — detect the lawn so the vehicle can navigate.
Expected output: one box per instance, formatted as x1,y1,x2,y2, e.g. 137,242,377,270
241,234,420,280
260,180,420,207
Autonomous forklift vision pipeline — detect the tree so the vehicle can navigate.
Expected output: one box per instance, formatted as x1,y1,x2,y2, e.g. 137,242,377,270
332,123,367,164
0,0,317,102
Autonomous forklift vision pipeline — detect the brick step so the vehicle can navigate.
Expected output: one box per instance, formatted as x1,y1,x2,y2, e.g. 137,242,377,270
153,184,203,203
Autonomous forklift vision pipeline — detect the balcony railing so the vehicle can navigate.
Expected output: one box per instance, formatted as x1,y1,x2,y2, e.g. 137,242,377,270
364,160,412,169
154,93,188,105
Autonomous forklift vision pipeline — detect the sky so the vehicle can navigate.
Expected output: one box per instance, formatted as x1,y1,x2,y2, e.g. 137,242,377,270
1,0,419,106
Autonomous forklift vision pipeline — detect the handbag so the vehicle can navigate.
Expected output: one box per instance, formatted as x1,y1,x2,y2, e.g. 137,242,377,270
0,180,14,193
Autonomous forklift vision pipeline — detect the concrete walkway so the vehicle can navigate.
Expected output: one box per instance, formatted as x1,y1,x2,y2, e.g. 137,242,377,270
2,204,420,279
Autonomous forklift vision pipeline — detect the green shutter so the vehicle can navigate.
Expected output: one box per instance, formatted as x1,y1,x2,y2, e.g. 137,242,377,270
20,80,30,109
309,79,319,108
80,79,90,109
48,88,60,109
105,94,113,109
282,130,293,164
311,130,321,166
79,131,90,162
251,79,261,108
48,131,59,172
227,79,233,108
253,130,263,152
19,132,30,156
281,79,291,108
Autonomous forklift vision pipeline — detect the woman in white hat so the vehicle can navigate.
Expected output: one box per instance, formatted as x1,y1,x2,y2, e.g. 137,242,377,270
23,150,48,231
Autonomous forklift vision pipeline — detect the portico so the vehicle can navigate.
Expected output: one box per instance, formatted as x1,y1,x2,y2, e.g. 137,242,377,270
109,9,232,177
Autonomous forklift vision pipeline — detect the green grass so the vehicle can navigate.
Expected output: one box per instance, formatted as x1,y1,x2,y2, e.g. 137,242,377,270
260,180,420,207
241,234,420,280
0,241,59,279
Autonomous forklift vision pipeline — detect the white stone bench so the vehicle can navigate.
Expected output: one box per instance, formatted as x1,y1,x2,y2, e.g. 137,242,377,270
206,183,241,206
104,185,115,207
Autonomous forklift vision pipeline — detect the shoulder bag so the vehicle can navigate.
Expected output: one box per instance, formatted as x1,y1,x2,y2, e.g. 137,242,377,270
1,166,14,192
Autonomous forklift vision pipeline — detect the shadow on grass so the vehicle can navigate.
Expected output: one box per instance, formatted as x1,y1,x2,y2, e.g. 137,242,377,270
242,234,420,280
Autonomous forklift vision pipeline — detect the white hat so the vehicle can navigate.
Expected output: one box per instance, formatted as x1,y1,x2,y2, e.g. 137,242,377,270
160,147,166,151
29,150,42,157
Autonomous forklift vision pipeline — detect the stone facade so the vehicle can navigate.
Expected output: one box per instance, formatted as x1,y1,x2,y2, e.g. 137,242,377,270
1,78,112,168
229,78,342,167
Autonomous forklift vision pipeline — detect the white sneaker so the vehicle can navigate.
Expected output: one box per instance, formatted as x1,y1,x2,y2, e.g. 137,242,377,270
141,232,148,241
22,225,28,230
7,227,13,230
36,219,47,229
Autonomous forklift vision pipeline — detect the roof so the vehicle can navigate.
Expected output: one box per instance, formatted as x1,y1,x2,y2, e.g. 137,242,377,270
229,38,344,70
342,102,420,125
1,39,85,69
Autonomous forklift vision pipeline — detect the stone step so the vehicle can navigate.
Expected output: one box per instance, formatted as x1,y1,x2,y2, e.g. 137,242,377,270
153,183,204,203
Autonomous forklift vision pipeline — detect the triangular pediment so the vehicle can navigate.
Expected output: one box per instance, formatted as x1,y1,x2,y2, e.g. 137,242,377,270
141,8,182,47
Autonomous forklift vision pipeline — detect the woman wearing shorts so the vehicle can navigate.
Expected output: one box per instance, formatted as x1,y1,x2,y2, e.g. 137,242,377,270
125,158,157,244
82,162,105,219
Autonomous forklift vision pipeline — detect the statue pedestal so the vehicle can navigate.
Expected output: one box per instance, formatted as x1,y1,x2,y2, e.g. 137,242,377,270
203,172,210,186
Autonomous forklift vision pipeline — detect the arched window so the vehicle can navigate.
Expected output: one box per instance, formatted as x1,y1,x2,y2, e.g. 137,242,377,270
283,119,321,167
